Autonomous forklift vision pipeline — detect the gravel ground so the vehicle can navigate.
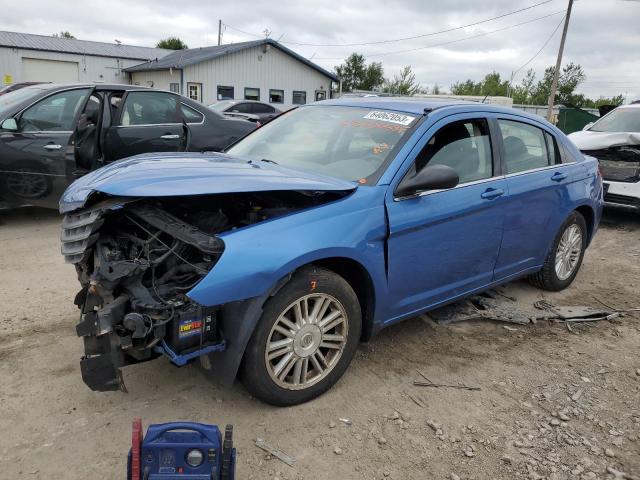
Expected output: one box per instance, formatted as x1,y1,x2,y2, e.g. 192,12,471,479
0,207,638,480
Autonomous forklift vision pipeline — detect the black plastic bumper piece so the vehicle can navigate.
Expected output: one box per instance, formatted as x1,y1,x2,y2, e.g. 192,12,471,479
80,354,125,392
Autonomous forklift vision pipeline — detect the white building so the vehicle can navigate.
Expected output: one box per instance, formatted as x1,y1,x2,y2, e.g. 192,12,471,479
124,39,337,109
0,31,169,85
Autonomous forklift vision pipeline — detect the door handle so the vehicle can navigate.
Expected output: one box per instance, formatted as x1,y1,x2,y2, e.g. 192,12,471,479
44,144,62,150
480,188,504,200
160,134,180,140
551,171,568,182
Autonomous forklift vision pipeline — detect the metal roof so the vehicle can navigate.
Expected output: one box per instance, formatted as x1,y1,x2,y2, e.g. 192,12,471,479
124,38,338,81
0,30,170,61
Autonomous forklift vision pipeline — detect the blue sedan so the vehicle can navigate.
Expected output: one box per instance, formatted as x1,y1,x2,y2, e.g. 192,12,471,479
60,98,603,405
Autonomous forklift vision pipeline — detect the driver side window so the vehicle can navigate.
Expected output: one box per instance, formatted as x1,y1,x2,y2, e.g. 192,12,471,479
410,118,493,185
19,89,91,132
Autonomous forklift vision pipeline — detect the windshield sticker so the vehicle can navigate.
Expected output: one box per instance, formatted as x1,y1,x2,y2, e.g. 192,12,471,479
341,119,408,133
363,111,416,126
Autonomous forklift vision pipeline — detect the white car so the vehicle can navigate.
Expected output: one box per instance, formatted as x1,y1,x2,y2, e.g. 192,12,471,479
568,103,640,211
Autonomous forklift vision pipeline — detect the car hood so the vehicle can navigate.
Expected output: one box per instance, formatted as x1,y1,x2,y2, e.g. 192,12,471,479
568,130,640,151
60,152,357,213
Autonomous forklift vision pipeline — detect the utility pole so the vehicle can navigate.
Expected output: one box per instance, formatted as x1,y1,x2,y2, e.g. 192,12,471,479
546,0,574,121
218,19,222,46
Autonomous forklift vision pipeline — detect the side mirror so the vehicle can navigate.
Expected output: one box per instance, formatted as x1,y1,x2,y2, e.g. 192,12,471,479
396,164,459,198
1,118,18,131
582,122,594,131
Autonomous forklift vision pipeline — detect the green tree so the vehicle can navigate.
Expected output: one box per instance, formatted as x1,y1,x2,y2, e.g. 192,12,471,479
511,69,536,104
530,62,586,105
156,37,188,50
451,71,509,97
334,53,385,92
383,66,421,95
53,31,75,39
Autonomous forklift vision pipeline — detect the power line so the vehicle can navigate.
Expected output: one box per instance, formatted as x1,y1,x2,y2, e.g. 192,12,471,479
511,13,566,80
314,9,566,60
222,0,555,47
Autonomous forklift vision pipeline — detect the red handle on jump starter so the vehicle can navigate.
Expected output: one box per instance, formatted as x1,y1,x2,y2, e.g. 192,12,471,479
131,418,143,480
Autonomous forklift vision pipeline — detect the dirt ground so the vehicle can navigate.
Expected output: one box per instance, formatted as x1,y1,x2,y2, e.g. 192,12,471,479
0,207,638,480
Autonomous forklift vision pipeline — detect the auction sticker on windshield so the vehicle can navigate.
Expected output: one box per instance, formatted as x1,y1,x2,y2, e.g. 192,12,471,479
363,110,416,126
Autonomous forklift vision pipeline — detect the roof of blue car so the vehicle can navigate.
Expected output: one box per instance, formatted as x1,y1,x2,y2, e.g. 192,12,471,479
318,96,479,115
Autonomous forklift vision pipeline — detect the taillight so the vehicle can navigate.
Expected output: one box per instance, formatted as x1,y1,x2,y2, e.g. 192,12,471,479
256,121,262,128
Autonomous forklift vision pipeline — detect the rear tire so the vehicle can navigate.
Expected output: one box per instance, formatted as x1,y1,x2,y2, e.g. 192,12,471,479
241,266,361,406
529,211,587,291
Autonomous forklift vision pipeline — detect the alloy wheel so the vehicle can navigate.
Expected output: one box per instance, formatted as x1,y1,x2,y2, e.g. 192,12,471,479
264,293,349,390
555,224,583,281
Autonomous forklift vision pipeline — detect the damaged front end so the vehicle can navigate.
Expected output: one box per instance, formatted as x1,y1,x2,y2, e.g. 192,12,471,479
583,145,640,183
61,191,338,391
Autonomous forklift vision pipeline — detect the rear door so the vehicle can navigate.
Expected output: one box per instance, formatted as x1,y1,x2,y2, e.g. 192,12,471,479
493,116,579,280
384,114,506,320
103,90,186,162
0,87,91,208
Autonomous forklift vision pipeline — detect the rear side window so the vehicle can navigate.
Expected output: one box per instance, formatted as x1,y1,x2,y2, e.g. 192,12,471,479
498,119,551,174
411,118,493,184
121,91,179,126
181,104,204,123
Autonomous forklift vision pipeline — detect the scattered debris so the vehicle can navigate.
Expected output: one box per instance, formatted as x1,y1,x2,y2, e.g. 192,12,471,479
333,446,343,455
328,420,337,429
255,438,296,467
338,418,352,426
571,389,584,402
503,325,520,332
606,466,639,480
414,380,481,391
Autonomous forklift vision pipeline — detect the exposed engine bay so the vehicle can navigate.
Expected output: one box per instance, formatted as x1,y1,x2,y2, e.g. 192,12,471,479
61,190,345,391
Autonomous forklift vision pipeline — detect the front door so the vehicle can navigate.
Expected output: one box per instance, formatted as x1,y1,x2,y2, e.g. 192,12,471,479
0,87,91,208
384,115,506,321
103,90,187,163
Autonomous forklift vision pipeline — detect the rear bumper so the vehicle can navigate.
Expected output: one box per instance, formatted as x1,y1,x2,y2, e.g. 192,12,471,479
603,180,640,210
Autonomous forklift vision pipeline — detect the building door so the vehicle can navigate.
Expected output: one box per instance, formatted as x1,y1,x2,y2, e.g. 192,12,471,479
315,90,326,101
21,58,79,83
187,83,202,103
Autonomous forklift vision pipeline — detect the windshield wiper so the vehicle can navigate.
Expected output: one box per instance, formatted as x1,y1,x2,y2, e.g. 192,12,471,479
259,158,279,165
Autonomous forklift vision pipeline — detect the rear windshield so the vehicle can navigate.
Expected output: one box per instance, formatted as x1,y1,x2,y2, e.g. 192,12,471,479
589,107,640,133
227,105,419,183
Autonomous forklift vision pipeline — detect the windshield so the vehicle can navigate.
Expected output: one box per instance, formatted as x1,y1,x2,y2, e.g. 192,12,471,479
227,105,418,182
589,107,640,133
0,85,47,119
209,100,235,112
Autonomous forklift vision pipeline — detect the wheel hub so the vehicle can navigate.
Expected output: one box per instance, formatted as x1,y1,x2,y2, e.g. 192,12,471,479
293,325,321,357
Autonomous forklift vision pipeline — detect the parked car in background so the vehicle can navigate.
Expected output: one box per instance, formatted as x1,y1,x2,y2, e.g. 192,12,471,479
60,97,602,405
569,103,640,211
0,81,49,96
209,99,281,123
0,83,256,209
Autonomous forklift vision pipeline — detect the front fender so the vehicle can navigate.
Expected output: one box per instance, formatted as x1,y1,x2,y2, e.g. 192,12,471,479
187,186,389,308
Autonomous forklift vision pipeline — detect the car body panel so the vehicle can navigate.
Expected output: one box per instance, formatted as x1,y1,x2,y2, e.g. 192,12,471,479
59,97,604,391
58,152,357,212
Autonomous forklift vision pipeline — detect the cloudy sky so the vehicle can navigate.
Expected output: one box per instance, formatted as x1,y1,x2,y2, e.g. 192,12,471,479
2,0,639,101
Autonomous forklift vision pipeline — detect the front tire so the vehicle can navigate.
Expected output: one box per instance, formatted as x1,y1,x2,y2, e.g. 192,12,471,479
241,266,362,406
529,211,587,291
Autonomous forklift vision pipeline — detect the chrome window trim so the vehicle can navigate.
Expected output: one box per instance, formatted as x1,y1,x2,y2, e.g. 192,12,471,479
394,161,577,202
180,102,205,125
503,161,575,179
112,123,182,128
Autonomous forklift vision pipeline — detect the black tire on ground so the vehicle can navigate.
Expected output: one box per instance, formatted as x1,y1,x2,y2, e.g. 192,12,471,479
529,211,587,292
241,265,362,406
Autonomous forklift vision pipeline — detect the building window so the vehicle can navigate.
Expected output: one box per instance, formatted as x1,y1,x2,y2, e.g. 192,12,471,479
269,89,284,104
292,91,306,105
315,90,326,101
244,87,260,101
187,83,202,102
169,83,180,93
217,86,234,101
